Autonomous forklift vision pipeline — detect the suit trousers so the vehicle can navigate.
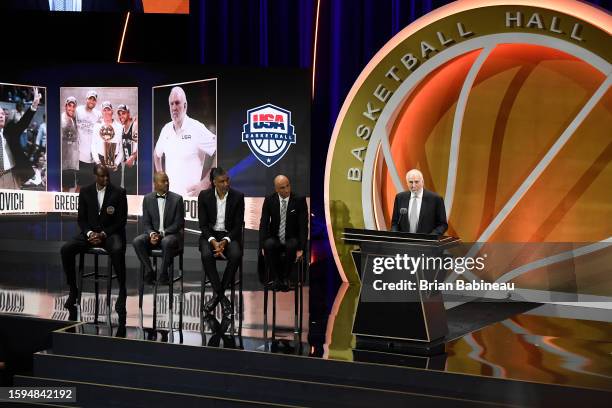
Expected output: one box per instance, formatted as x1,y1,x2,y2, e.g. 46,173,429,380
132,233,182,278
263,237,298,282
60,233,127,293
199,231,241,294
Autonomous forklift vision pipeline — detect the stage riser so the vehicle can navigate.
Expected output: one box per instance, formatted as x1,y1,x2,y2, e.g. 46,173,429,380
51,331,611,407
31,352,505,408
14,375,261,407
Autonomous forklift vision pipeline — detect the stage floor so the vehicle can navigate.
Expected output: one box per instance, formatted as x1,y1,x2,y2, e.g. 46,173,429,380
1,234,612,395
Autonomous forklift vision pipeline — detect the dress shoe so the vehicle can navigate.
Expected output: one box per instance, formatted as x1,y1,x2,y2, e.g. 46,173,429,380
220,295,233,316
145,270,156,285
158,272,170,285
203,293,220,314
63,289,79,309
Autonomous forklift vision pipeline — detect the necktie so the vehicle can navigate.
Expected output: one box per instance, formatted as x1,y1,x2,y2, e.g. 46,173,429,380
156,194,166,199
409,195,418,233
279,199,287,244
0,130,5,171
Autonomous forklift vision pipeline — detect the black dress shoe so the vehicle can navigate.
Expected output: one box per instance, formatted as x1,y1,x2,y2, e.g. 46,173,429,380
145,270,156,285
220,296,233,316
63,289,79,309
203,294,220,314
158,272,170,285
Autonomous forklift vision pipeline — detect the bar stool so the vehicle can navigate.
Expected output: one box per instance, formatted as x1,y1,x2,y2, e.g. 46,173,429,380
200,224,244,332
263,249,307,337
138,248,184,331
77,247,118,323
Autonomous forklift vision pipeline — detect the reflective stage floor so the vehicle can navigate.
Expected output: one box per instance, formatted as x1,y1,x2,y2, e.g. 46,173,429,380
1,230,612,405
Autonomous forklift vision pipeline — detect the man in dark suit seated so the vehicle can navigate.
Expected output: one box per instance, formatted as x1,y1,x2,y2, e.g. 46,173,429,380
61,164,128,313
198,167,245,315
391,169,448,236
259,175,308,290
133,171,185,285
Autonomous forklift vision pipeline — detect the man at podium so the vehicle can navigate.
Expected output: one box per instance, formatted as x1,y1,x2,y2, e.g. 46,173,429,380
390,169,448,236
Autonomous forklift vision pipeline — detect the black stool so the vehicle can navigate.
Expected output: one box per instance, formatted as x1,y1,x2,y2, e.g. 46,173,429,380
200,224,244,332
77,247,118,322
263,251,306,336
138,248,184,331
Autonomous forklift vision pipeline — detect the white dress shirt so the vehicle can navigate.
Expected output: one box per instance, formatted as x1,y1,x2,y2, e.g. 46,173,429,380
97,185,106,213
208,189,231,243
157,194,166,236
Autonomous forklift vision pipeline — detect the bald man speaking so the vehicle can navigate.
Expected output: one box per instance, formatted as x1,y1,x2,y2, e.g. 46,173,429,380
390,169,448,236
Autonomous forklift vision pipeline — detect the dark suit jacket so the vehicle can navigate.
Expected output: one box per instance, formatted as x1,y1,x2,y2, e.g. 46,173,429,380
0,0,143,12
198,188,245,244
77,182,128,239
142,191,185,238
390,189,448,236
2,108,36,183
259,193,308,251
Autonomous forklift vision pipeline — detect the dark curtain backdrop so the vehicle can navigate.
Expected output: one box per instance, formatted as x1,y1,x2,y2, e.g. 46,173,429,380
187,0,611,295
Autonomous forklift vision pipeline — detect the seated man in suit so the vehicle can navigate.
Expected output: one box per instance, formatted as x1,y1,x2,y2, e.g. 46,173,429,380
198,167,244,315
60,164,128,313
259,175,308,290
133,171,185,285
391,169,448,236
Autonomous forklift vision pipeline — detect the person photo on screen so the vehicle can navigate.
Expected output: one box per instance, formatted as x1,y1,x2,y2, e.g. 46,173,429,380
118,103,137,194
154,86,216,197
0,87,41,189
61,96,79,191
91,101,123,187
75,90,101,190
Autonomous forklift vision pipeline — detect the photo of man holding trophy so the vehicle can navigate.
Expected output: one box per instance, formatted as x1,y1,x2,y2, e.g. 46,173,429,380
60,87,138,194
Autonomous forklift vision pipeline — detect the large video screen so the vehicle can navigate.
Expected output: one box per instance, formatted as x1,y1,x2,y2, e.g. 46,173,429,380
0,64,310,237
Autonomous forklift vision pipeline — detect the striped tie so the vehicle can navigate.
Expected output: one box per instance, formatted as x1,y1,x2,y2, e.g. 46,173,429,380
409,195,418,233
279,199,287,244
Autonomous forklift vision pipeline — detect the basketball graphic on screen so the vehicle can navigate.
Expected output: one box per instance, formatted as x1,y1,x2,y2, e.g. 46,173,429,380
324,1,612,287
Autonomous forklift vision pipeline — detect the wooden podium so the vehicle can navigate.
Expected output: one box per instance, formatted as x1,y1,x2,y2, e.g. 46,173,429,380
343,228,460,354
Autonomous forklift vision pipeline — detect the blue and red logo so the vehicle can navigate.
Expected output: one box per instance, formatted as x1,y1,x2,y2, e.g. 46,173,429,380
242,104,296,167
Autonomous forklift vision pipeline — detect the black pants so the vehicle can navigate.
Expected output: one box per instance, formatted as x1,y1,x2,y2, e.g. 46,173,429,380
77,161,94,188
122,162,137,194
60,233,127,293
132,233,182,278
61,169,77,190
263,237,298,282
199,231,241,294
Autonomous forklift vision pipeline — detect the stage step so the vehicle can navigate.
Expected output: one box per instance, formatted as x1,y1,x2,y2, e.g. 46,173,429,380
30,350,505,408
47,328,612,407
14,375,271,407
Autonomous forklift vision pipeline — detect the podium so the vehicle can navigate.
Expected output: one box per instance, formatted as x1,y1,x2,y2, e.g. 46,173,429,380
343,228,460,354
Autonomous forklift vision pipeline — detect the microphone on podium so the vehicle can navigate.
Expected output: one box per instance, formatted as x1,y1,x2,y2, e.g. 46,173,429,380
398,207,408,229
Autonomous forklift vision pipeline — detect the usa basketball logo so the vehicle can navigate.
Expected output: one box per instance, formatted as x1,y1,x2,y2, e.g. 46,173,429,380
242,104,296,167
